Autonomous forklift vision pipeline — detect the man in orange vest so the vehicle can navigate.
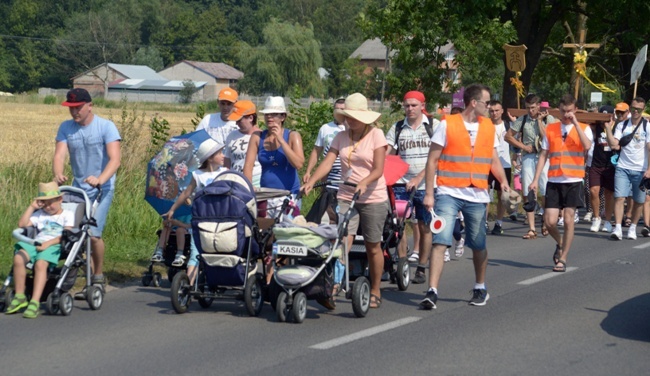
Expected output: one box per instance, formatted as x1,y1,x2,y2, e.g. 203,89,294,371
421,84,509,309
529,94,593,272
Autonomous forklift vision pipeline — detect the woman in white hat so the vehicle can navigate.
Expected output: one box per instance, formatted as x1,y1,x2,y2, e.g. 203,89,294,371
244,96,304,217
302,93,388,309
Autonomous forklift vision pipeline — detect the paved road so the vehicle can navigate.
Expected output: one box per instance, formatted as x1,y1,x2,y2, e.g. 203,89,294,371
2,219,650,375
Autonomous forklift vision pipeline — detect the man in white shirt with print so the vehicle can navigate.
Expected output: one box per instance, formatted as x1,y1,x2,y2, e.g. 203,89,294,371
195,88,239,145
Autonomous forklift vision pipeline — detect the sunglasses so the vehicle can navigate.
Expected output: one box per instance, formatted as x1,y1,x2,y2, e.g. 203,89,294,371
630,107,644,113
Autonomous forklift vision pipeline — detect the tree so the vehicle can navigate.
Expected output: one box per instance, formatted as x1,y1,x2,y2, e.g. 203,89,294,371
235,19,324,96
178,79,196,103
131,47,164,71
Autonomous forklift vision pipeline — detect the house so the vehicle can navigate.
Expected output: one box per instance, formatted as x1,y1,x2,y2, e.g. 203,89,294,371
106,79,207,103
72,63,166,97
350,39,459,92
158,60,244,101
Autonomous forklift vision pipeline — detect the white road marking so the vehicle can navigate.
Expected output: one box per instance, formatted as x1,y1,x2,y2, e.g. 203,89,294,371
633,242,650,249
310,316,421,350
517,267,578,285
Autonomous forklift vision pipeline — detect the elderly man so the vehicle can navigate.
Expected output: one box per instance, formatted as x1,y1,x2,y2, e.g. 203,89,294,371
420,84,509,309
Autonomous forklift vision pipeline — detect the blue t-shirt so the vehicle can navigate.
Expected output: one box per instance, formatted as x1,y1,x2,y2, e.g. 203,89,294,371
55,115,122,193
258,129,300,194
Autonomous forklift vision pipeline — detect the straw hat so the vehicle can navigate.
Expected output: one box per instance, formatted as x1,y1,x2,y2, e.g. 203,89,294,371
502,190,522,211
259,96,287,114
196,139,224,164
36,182,63,200
334,93,381,125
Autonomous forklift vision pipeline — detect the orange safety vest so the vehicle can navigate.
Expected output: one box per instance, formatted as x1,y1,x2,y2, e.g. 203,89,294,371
437,114,494,189
547,121,588,178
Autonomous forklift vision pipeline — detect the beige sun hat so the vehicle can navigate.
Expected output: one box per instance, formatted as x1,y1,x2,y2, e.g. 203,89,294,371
334,93,381,125
259,96,287,114
196,138,225,164
36,181,63,201
502,190,522,211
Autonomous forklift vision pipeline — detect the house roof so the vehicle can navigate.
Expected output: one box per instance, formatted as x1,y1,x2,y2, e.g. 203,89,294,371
72,63,165,80
163,60,244,80
350,38,455,60
109,79,207,91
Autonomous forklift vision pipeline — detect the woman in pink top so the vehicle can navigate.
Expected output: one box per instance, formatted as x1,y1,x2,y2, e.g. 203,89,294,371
302,93,388,309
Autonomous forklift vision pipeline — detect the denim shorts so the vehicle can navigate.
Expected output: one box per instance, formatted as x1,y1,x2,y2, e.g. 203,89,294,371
433,194,487,251
614,167,646,203
187,230,200,267
393,187,432,224
87,188,114,237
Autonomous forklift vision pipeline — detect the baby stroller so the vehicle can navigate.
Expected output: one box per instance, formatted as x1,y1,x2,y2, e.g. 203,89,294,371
142,224,191,287
272,181,371,323
170,171,267,316
348,185,414,290
0,186,103,316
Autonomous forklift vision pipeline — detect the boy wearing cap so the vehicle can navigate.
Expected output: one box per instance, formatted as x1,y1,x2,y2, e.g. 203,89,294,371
196,87,239,145
6,182,75,318
386,90,440,283
224,100,263,187
530,94,592,272
54,88,121,295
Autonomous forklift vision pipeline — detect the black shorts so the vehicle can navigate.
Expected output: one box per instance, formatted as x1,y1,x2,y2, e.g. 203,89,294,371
545,181,585,209
588,165,615,192
488,168,512,191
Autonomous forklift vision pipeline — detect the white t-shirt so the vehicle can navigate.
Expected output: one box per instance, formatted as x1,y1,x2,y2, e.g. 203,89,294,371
224,130,261,187
30,209,75,243
614,119,650,172
192,167,228,192
430,119,499,203
315,121,345,189
494,121,512,168
386,117,440,189
195,114,238,145
540,123,594,183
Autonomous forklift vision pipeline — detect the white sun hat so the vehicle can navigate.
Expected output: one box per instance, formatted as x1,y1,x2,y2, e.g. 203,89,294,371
334,93,381,125
196,138,224,164
259,96,287,114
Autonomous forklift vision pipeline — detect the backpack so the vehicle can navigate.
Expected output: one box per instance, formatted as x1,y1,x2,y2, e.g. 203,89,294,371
393,116,434,154
611,118,647,165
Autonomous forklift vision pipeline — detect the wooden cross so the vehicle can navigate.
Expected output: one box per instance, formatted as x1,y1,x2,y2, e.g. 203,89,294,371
562,29,601,99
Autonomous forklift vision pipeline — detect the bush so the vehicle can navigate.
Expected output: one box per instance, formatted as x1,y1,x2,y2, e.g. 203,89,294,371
43,95,58,104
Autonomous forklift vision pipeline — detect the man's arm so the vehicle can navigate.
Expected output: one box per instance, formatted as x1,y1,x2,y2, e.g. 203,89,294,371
490,148,509,192
303,146,324,183
53,141,69,185
86,140,121,187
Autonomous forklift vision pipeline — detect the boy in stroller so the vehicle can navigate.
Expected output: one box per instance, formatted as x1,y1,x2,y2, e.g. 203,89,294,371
5,182,74,318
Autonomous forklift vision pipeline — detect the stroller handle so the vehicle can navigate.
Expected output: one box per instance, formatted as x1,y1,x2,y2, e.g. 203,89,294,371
12,228,41,247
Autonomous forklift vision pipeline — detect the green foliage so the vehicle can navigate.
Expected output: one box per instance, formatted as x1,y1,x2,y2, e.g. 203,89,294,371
131,47,164,71
178,80,196,104
191,102,206,128
42,95,58,104
148,116,170,156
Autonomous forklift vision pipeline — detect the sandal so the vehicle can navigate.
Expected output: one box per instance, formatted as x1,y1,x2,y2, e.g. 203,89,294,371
22,301,40,319
369,294,382,309
552,260,567,273
522,229,537,239
541,225,549,237
332,283,341,297
5,296,28,315
553,244,562,264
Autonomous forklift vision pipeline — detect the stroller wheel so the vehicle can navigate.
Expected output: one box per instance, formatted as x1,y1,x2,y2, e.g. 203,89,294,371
171,272,191,314
276,291,290,323
396,257,410,291
291,292,307,324
45,293,60,315
60,292,74,316
244,275,263,317
167,268,179,283
1,289,14,313
352,276,370,318
86,285,104,310
152,272,162,288
141,274,153,287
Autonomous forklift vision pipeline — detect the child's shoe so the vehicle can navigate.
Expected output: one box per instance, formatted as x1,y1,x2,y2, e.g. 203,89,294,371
5,295,28,314
151,248,164,262
22,300,40,319
171,253,186,267
444,249,451,262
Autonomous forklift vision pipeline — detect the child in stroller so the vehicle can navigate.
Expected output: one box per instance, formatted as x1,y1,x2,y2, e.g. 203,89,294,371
4,182,75,318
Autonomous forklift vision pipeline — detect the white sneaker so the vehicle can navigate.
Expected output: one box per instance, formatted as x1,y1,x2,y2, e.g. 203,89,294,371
455,238,465,258
583,212,593,222
574,212,580,223
407,252,419,263
537,207,544,216
558,217,564,226
171,253,186,267
611,227,623,240
627,228,637,240
444,249,451,262
601,221,613,233
590,217,602,232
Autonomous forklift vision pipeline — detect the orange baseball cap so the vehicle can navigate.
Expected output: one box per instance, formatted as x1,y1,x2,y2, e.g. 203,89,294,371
218,88,238,103
615,102,629,112
228,100,256,121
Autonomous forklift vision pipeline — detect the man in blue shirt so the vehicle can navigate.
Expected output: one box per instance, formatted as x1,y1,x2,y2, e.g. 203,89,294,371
53,88,121,296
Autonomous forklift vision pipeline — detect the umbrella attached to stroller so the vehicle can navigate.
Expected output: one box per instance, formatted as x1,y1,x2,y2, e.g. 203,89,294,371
144,130,211,218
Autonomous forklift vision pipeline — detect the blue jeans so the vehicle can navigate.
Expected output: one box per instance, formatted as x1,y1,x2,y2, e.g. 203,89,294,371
433,194,487,250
